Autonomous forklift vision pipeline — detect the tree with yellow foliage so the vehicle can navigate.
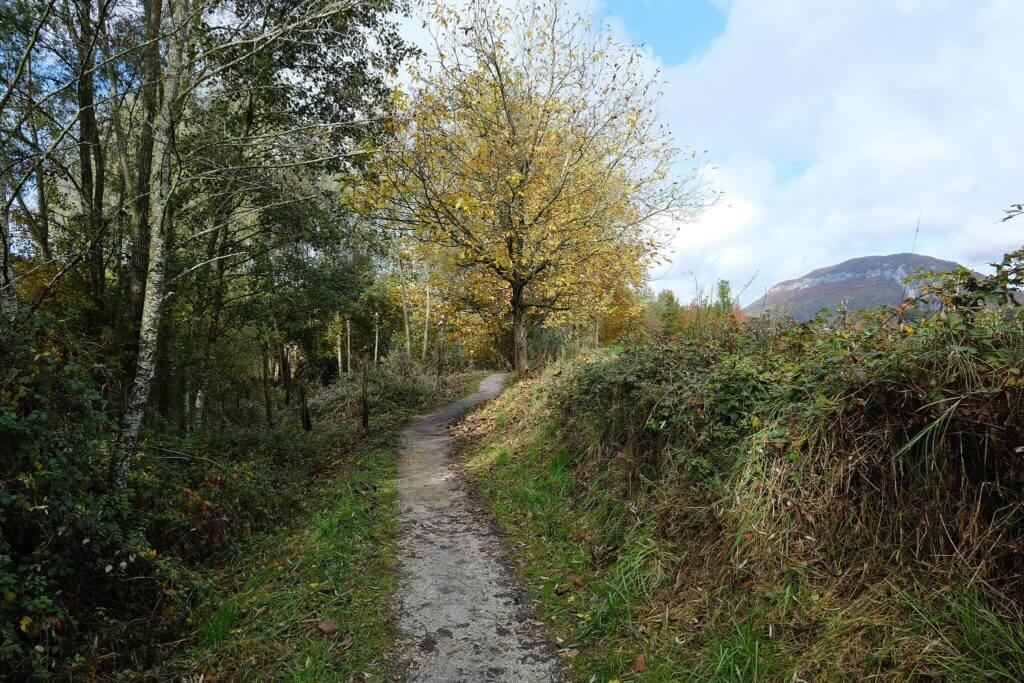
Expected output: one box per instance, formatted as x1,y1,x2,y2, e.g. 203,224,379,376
373,0,710,372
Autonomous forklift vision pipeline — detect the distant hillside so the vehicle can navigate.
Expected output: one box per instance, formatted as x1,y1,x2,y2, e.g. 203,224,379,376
744,253,965,322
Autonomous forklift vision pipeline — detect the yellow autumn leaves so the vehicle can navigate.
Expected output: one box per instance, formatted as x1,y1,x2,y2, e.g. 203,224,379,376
359,0,708,366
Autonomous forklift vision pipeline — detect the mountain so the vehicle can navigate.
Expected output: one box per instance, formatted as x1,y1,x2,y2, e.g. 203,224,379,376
744,253,965,322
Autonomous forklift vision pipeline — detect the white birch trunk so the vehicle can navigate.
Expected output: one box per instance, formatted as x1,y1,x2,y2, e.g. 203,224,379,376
113,0,189,485
182,384,191,433
1,183,17,318
342,325,350,378
421,286,431,362
193,388,205,432
373,312,379,365
398,256,412,358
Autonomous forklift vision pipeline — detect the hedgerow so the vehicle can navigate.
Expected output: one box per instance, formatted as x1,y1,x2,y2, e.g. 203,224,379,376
473,248,1024,678
0,313,459,678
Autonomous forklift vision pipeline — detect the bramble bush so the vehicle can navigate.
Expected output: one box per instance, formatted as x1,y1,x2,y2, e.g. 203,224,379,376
1,312,156,671
555,250,1024,581
490,248,1024,677
1,311,459,677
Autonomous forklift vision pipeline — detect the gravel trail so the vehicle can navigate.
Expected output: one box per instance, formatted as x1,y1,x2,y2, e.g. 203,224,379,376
394,373,561,682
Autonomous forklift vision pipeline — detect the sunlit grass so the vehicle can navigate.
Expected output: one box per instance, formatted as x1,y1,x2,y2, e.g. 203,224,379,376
464,356,1024,681
170,444,399,680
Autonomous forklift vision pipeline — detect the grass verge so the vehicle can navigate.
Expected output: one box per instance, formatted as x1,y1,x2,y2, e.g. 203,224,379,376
461,352,1024,682
144,370,487,680
466,426,680,681
167,435,399,680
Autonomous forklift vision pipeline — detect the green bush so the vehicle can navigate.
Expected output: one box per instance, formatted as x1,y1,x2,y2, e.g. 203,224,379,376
1,312,160,672
1,311,459,677
482,248,1024,677
554,252,1024,582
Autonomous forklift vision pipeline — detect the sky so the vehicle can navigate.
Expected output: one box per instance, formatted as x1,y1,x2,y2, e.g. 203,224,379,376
401,0,1024,305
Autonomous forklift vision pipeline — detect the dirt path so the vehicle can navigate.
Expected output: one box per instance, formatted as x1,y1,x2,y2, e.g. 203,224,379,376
394,374,561,682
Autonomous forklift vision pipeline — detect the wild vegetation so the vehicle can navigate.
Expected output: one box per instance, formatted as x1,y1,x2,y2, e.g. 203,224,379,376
2,0,1021,678
463,251,1024,680
0,0,491,675
0,0,665,675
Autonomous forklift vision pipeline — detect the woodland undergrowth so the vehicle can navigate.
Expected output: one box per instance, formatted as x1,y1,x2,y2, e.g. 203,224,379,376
464,251,1024,680
1,328,468,679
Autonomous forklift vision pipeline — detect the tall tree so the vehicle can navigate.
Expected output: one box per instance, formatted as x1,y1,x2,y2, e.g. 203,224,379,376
370,0,708,372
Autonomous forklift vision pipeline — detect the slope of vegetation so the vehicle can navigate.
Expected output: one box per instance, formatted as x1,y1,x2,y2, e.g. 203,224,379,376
2,316,475,678
155,365,484,680
463,253,1024,681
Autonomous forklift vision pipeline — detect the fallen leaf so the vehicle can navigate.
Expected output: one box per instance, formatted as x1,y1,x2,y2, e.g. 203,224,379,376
633,654,646,673
564,648,579,658
317,618,339,635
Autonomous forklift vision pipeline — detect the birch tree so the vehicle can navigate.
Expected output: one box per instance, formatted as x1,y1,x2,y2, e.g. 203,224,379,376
112,0,191,482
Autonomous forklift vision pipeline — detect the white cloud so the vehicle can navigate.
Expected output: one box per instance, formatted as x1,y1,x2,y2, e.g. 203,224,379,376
653,0,1024,303
398,1,1024,304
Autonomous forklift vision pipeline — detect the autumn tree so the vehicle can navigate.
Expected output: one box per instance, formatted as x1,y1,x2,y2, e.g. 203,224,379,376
370,0,708,372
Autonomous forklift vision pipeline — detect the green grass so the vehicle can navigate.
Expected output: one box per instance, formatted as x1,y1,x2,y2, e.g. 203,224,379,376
464,373,1024,682
467,430,677,681
148,371,490,680
166,441,399,680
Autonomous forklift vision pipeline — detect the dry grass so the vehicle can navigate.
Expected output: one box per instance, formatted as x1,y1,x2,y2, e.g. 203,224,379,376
463,260,1024,679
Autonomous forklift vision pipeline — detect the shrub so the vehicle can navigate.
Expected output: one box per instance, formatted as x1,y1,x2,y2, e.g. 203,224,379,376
1,312,161,673
480,248,1024,676
1,311,460,677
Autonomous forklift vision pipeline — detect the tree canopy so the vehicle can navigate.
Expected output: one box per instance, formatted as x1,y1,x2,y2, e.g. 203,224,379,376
364,0,710,371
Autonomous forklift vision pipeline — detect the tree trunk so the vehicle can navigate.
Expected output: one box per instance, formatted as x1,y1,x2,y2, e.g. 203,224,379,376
298,376,312,432
128,0,162,334
436,316,446,387
360,358,369,431
280,342,292,405
336,324,343,377
1,183,16,318
399,257,412,358
70,0,107,318
192,222,229,431
112,0,188,486
511,284,529,373
346,317,352,375
181,376,191,434
193,387,204,433
421,286,431,361
262,339,274,428
373,313,379,365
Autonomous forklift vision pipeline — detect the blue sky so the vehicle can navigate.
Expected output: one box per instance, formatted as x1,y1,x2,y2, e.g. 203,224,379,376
403,1,1024,305
600,0,726,65
597,0,1024,304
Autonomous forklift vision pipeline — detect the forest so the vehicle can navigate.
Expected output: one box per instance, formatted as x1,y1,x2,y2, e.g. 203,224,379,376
1,0,1022,679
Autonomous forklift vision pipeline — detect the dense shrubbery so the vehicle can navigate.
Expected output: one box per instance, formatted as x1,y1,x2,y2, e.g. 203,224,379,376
473,249,1024,677
2,312,150,671
0,313,458,677
559,252,1024,583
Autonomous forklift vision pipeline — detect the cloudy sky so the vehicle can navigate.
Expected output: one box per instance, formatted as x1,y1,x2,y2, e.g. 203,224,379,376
402,0,1024,304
